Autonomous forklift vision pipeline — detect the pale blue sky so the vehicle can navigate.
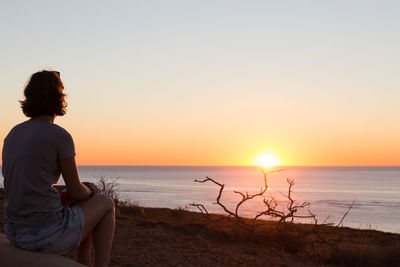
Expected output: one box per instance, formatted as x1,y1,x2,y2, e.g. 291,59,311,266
1,1,399,165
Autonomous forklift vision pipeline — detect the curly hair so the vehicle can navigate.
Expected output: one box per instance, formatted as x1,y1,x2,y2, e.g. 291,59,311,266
20,70,67,118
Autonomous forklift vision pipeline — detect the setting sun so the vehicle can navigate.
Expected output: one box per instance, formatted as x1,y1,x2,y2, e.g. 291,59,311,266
255,153,280,168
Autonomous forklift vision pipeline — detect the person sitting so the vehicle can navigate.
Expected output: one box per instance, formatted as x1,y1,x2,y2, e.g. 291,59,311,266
2,70,115,267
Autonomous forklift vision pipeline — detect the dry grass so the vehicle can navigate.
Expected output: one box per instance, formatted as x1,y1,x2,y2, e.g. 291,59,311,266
117,201,400,265
0,187,399,266
330,245,400,267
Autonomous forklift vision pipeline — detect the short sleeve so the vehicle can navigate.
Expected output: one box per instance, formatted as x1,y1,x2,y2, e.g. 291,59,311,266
58,131,76,160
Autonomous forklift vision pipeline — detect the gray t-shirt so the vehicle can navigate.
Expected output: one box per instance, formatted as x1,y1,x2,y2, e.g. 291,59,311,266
2,120,76,226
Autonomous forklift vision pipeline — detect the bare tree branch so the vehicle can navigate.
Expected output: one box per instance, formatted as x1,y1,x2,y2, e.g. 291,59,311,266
189,202,209,215
192,167,350,252
194,177,236,217
336,200,355,228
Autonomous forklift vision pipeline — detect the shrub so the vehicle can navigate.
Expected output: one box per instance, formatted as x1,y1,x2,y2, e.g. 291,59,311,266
97,176,119,200
118,201,146,217
97,176,121,214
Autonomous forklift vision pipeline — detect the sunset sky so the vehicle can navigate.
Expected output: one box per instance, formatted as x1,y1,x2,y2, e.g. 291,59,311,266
0,1,399,166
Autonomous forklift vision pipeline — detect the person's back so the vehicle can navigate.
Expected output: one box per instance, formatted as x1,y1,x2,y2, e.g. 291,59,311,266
2,70,115,266
2,120,75,226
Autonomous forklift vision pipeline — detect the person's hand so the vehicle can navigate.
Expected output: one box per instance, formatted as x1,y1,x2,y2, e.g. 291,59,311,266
83,182,101,195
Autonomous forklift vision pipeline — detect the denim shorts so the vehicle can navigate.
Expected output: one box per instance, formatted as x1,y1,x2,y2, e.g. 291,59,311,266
4,205,85,255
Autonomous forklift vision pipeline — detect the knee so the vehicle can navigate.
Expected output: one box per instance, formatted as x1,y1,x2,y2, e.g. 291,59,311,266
93,193,115,211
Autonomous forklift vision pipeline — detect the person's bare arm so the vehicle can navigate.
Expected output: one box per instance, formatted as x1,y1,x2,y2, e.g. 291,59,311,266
60,157,93,201
53,185,66,191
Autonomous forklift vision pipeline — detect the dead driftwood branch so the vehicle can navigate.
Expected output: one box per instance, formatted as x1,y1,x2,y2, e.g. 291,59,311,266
253,178,316,225
191,167,354,253
194,176,235,217
193,168,283,222
336,200,355,228
189,202,209,215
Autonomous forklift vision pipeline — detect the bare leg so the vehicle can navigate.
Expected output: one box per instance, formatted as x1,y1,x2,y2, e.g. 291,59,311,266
77,233,92,266
78,194,115,267
92,209,115,265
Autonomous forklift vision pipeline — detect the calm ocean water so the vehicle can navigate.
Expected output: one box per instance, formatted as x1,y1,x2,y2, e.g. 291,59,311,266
1,166,399,233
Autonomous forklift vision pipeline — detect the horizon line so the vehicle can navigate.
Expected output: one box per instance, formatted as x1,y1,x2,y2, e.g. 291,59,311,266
1,165,399,168
75,165,400,167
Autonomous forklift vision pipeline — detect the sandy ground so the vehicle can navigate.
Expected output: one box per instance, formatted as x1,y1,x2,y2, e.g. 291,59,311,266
1,189,399,266
0,189,316,266
105,215,316,267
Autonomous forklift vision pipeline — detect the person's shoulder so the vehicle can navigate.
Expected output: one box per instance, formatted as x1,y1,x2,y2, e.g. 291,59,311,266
12,120,30,128
49,123,72,137
4,120,35,142
6,120,31,134
25,121,72,138
6,120,72,138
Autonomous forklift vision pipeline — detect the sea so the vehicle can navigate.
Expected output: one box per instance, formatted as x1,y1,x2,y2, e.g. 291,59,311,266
1,166,399,233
